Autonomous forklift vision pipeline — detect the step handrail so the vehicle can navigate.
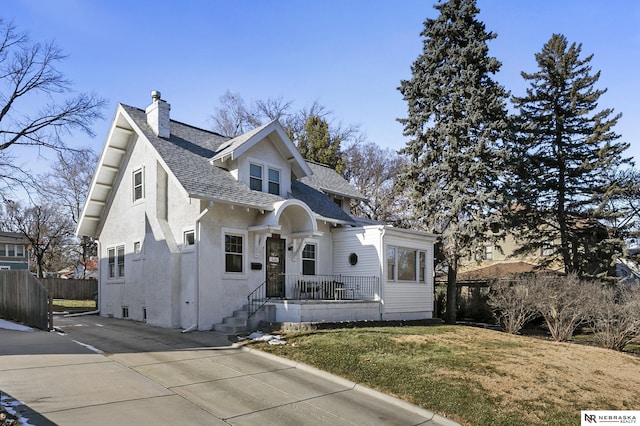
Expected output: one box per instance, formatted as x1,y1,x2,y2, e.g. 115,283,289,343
247,280,269,319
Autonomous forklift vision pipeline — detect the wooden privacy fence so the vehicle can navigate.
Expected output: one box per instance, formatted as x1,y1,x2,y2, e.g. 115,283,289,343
42,278,98,300
0,270,50,330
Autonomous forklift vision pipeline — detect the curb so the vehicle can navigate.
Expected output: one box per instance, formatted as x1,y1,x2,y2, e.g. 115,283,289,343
238,344,460,426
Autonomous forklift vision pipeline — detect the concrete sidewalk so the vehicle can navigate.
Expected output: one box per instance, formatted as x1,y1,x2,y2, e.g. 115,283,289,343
0,316,459,426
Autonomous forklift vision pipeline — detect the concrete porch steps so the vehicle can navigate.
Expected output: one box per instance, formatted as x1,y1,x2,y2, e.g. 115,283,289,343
212,304,275,335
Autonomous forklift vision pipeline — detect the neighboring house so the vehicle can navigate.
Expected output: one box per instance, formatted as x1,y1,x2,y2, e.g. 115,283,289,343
58,257,99,279
0,232,30,271
77,92,436,331
458,230,560,280
460,219,620,280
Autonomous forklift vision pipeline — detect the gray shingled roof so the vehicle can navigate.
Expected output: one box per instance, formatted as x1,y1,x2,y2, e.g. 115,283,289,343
210,121,273,161
121,105,358,224
301,162,366,201
122,105,282,210
291,181,356,224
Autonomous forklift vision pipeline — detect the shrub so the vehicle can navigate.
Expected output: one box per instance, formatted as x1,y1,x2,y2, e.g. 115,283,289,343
589,284,640,351
487,279,537,334
529,273,598,342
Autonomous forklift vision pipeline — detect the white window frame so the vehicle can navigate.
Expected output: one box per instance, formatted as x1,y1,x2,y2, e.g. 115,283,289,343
183,229,195,252
387,245,427,283
249,163,263,192
16,245,25,258
222,228,247,278
107,244,126,281
247,158,284,196
133,168,144,203
302,243,317,275
267,167,281,196
485,245,493,260
133,240,142,260
542,242,554,256
0,266,10,270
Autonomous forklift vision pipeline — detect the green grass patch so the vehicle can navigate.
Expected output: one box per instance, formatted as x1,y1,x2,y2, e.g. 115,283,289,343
52,299,96,313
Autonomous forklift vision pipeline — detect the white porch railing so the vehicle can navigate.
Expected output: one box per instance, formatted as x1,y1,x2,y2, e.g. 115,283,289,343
282,273,380,301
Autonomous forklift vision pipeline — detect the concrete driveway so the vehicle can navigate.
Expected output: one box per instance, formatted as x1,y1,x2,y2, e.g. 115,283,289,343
0,315,458,425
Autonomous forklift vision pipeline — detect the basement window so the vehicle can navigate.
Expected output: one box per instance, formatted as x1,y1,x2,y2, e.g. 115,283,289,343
184,230,195,246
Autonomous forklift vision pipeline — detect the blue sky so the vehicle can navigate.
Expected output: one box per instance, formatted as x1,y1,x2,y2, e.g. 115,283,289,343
4,0,640,175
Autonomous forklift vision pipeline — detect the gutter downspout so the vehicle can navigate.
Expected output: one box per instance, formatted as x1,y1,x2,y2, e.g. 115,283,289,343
379,226,386,320
184,201,213,333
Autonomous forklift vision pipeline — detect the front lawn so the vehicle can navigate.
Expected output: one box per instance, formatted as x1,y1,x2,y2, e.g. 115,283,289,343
252,325,640,425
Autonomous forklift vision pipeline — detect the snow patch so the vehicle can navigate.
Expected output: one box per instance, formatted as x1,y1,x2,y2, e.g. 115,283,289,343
0,320,34,332
239,331,287,345
1,392,36,425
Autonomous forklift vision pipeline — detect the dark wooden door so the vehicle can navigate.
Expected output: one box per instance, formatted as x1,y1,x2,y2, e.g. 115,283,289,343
266,237,285,298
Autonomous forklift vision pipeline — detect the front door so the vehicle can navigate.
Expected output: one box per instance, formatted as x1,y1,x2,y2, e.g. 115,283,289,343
266,237,285,298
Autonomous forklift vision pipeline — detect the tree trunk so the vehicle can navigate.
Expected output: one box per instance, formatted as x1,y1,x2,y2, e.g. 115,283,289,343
445,259,458,325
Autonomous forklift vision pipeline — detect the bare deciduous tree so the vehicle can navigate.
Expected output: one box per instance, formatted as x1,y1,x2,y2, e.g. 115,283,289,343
4,201,74,277
344,142,407,224
40,149,98,277
210,92,362,171
0,18,106,197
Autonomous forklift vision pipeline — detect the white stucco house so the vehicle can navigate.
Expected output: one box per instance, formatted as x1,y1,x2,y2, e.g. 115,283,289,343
77,92,436,331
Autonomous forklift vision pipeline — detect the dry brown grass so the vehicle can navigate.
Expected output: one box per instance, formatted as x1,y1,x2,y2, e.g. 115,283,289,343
261,324,640,425
395,327,640,420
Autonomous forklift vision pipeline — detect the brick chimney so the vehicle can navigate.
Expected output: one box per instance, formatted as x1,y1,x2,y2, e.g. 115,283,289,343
145,90,170,138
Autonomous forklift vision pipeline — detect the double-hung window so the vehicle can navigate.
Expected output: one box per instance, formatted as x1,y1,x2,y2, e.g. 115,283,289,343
250,164,263,191
302,244,316,275
133,169,144,202
268,168,280,195
249,162,281,196
108,245,125,279
225,234,244,273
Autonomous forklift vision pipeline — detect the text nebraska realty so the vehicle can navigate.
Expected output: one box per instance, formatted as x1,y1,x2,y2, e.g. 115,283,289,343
584,413,637,424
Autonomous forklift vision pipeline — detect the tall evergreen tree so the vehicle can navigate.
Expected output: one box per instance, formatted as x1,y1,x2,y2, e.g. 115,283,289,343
296,115,345,174
397,0,511,324
509,34,631,277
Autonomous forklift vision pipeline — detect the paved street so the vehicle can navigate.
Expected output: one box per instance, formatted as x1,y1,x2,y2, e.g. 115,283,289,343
0,315,458,425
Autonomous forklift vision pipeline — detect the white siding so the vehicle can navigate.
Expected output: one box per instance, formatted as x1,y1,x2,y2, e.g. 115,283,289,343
331,227,382,278
382,228,435,320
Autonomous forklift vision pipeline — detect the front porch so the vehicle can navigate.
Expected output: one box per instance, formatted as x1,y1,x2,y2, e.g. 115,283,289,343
247,274,382,324
269,299,382,323
281,273,380,301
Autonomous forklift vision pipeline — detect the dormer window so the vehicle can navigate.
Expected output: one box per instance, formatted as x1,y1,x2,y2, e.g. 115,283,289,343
250,164,262,191
248,162,281,196
268,168,280,195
